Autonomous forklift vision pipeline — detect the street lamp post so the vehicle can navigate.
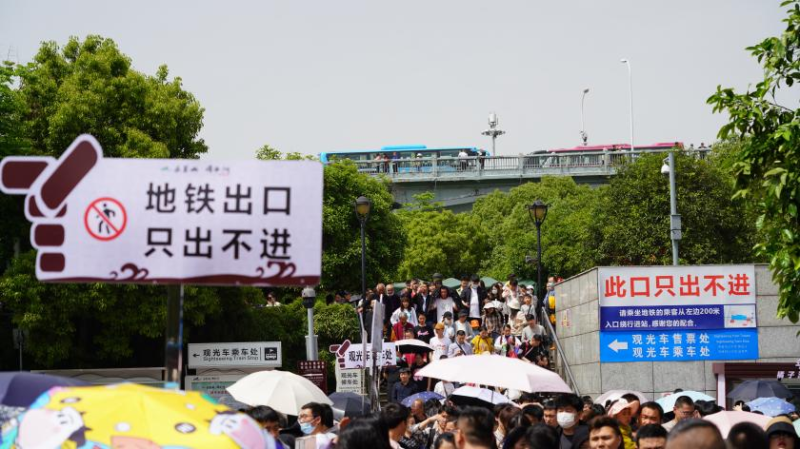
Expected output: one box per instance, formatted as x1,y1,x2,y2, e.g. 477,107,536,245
482,112,506,156
580,89,590,146
302,287,318,360
661,153,681,265
620,59,635,151
527,200,549,317
354,196,373,407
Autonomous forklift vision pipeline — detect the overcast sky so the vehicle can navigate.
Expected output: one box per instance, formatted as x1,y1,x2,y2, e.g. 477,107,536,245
0,1,789,159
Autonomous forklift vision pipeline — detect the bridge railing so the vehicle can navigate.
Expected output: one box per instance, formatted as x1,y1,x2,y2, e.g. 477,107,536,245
351,149,711,180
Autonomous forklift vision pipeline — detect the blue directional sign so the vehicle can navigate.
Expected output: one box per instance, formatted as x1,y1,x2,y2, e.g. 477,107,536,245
599,329,759,362
598,266,758,363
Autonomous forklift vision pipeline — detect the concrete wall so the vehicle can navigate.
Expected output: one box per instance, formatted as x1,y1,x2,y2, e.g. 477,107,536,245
554,264,800,401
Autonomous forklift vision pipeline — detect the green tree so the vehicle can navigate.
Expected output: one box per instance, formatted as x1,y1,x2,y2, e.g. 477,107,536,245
0,35,213,369
472,177,603,282
16,35,207,159
396,201,490,280
708,0,800,322
597,152,758,266
321,161,405,292
255,144,317,161
0,62,30,270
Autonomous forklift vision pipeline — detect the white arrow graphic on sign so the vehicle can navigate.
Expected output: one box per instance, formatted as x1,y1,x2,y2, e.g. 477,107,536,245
608,339,629,353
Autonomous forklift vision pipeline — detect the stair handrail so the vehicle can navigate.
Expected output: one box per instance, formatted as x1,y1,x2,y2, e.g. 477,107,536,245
541,306,580,396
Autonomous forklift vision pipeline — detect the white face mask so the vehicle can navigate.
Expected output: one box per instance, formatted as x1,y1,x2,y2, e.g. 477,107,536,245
557,412,577,429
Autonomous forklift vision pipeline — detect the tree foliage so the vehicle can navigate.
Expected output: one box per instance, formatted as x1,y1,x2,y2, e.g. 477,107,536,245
597,152,759,267
16,35,207,159
396,195,490,280
0,35,215,369
708,0,800,322
321,161,405,292
472,177,603,282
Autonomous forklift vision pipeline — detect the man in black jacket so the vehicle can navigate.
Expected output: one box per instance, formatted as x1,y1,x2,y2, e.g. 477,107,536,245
459,274,487,326
415,283,436,323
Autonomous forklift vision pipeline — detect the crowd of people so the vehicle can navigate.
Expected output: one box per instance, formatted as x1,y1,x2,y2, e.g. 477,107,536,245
347,274,554,399
242,391,799,449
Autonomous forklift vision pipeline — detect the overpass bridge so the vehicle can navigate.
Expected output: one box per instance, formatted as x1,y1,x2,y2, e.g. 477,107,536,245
353,149,711,212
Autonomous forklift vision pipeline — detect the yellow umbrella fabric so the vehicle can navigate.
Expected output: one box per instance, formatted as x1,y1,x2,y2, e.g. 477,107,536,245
0,383,272,449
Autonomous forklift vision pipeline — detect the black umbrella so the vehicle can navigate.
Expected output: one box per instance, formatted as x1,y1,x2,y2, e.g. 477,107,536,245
727,379,793,402
328,391,371,418
395,339,434,355
0,372,89,407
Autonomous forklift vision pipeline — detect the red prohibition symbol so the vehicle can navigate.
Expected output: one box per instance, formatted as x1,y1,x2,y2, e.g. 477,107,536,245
84,197,127,241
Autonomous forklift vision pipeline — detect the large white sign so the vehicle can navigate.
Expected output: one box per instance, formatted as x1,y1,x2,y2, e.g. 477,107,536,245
0,135,322,286
342,342,396,370
598,265,756,307
188,341,282,368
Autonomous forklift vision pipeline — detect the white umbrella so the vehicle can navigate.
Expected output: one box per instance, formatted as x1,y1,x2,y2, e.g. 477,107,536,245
451,386,511,405
227,370,332,416
416,354,571,393
655,391,714,411
704,410,771,437
595,390,648,407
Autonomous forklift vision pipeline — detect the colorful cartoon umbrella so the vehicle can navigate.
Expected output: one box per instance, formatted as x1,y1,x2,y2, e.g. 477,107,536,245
0,383,272,448
727,379,793,402
746,397,797,417
0,372,89,407
655,391,714,411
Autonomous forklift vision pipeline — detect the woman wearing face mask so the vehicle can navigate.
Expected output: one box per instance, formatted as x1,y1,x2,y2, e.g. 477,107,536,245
556,394,589,449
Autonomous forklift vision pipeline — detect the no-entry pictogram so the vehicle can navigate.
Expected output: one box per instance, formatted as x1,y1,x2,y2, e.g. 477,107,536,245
84,197,127,241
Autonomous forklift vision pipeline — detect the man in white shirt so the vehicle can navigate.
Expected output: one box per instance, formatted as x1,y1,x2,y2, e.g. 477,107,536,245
434,286,456,323
429,323,452,361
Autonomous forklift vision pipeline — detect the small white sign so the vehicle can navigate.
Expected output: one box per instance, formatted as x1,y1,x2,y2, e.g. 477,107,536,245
0,134,322,286
337,369,364,394
185,374,244,400
341,342,396,369
188,341,282,368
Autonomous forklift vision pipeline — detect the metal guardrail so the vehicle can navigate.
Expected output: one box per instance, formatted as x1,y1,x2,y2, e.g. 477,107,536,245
351,149,712,182
541,306,580,396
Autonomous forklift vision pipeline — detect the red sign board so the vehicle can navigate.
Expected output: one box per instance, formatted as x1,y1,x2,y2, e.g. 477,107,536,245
298,360,328,394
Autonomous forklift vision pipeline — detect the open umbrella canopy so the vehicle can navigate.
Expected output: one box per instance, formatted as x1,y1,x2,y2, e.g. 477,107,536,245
416,354,571,393
656,391,714,411
746,397,797,417
1,383,271,449
442,278,461,289
401,391,444,407
395,339,434,354
595,390,648,407
727,379,794,402
0,371,89,407
451,386,511,406
328,392,370,418
704,410,771,437
227,370,332,416
481,277,498,287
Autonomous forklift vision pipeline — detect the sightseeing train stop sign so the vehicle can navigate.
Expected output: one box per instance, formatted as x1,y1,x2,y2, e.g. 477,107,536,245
0,134,322,286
